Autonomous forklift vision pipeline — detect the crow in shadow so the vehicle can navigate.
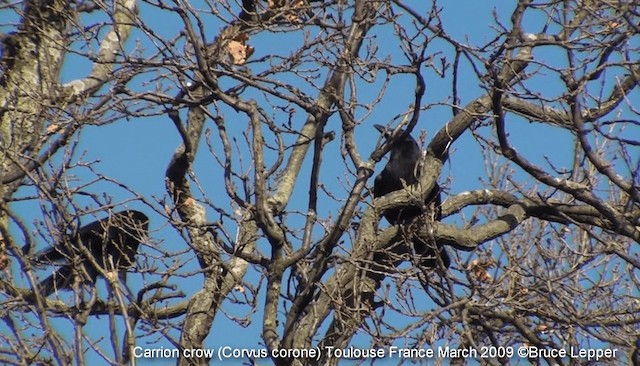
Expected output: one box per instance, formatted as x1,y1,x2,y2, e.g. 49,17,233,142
373,124,450,268
34,210,149,297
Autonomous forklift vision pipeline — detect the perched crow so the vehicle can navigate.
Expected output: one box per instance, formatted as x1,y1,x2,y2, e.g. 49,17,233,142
373,124,450,268
34,210,149,297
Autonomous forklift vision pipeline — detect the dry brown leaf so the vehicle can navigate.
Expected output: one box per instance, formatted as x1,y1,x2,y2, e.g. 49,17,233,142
267,0,283,8
468,259,493,283
46,124,61,134
234,32,249,42
228,40,248,65
537,324,549,333
474,269,493,283
246,45,255,60
234,284,245,293
0,254,8,271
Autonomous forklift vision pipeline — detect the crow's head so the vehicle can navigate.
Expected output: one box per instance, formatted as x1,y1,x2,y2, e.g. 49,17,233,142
374,124,420,161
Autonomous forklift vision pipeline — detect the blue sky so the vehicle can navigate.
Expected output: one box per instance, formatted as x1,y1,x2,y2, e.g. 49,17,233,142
3,0,639,365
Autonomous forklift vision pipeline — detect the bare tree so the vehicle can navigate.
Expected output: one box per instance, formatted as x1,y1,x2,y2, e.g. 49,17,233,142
1,0,639,365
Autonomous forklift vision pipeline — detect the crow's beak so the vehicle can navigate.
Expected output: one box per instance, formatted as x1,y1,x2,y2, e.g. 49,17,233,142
374,124,387,134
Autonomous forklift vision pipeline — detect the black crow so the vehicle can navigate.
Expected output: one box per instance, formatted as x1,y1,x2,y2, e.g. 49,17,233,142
34,210,149,297
373,124,450,268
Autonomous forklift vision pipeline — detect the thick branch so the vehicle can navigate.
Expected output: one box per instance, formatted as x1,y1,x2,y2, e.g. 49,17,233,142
429,42,533,161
